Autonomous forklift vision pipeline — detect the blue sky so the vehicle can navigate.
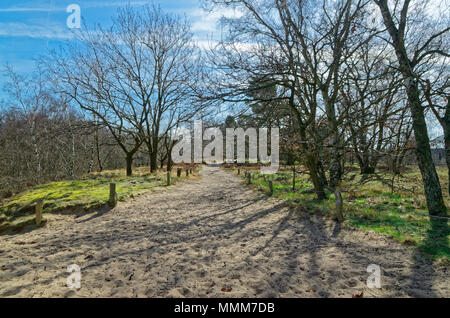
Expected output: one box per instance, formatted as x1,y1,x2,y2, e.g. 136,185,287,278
0,0,224,99
0,0,444,138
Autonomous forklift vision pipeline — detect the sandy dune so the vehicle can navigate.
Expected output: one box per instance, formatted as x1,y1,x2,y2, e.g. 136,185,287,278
0,165,448,297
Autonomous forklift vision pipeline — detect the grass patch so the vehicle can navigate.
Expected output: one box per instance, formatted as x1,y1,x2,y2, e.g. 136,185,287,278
227,166,449,260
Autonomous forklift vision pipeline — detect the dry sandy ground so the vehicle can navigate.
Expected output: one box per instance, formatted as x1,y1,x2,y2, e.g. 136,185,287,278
0,165,448,298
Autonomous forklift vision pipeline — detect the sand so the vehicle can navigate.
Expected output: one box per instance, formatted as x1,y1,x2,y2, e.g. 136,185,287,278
0,165,448,298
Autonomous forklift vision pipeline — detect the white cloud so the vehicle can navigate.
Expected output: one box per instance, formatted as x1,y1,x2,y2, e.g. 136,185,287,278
188,8,243,33
0,1,152,13
0,22,73,39
83,1,152,9
0,7,57,12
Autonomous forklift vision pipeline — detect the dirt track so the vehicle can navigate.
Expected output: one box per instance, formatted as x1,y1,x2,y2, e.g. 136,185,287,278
0,165,448,297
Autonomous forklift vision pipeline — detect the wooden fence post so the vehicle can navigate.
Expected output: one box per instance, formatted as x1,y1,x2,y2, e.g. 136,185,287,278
247,172,251,185
167,171,171,185
177,168,181,177
269,180,273,196
335,189,344,222
238,168,240,175
109,183,117,207
35,199,44,226
292,168,296,191
186,169,189,177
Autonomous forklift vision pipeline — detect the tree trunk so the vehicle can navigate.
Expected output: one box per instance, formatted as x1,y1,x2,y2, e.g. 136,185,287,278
407,80,447,216
392,158,401,175
360,161,375,175
150,151,158,173
442,95,450,195
286,152,295,166
355,131,377,175
444,126,450,195
329,157,342,190
95,125,103,172
70,129,75,179
167,148,173,172
334,189,344,222
328,122,343,190
375,0,447,216
88,144,94,174
30,118,41,181
306,152,326,201
149,136,159,173
318,160,328,188
443,97,450,195
126,153,133,177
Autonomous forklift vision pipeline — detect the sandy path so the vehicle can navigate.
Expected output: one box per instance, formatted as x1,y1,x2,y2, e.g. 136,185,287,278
0,166,448,298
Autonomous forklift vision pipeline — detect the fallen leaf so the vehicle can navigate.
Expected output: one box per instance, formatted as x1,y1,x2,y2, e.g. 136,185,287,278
352,292,364,298
306,289,316,293
221,287,232,292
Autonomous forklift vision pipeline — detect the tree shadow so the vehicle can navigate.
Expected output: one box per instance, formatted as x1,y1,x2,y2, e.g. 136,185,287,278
75,206,115,224
331,222,342,238
250,208,294,257
1,170,447,298
406,217,449,297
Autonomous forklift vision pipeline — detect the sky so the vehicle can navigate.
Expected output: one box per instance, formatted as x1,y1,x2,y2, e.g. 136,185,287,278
0,0,444,138
0,0,224,98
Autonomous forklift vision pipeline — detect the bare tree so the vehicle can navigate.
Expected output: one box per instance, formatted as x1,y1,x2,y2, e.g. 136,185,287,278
424,66,449,193
374,0,449,216
47,5,205,176
0,64,121,195
3,65,48,181
341,40,405,175
132,5,205,172
204,0,376,199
